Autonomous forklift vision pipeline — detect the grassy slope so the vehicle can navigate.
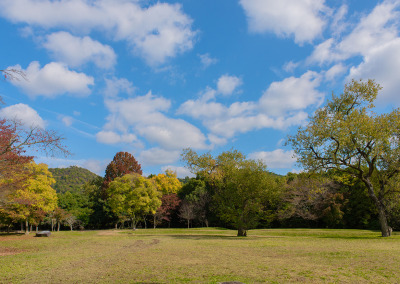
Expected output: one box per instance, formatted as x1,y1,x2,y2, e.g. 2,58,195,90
1,228,399,283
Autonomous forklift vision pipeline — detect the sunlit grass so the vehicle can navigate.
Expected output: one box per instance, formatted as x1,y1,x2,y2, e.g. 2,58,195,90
1,228,399,283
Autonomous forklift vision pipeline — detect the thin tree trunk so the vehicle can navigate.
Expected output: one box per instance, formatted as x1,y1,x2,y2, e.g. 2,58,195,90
51,219,54,231
36,226,38,232
187,219,190,229
153,215,156,229
25,220,29,235
57,221,60,232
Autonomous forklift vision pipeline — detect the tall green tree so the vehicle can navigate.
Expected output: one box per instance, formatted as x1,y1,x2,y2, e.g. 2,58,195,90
182,149,278,236
288,79,400,237
107,173,161,230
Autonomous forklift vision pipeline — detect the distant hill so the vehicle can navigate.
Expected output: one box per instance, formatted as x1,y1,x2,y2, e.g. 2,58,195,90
49,166,100,193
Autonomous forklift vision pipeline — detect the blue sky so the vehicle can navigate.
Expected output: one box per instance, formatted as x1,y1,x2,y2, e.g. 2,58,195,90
1,0,400,177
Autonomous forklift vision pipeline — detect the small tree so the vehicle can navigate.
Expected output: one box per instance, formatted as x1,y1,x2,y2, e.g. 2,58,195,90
288,79,400,237
179,200,196,229
153,193,181,228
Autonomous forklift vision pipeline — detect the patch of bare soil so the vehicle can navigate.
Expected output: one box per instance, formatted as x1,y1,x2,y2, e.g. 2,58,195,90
0,247,25,256
97,230,123,236
123,239,160,250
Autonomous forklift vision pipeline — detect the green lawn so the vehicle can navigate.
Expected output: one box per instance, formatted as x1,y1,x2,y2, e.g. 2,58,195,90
1,228,399,283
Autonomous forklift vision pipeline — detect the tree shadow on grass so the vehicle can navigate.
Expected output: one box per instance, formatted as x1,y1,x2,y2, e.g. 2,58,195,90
0,232,25,237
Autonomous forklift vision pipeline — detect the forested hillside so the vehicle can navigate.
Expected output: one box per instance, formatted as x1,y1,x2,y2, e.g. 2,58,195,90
49,166,99,193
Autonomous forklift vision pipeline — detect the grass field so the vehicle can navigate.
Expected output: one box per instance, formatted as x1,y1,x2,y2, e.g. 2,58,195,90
1,228,399,283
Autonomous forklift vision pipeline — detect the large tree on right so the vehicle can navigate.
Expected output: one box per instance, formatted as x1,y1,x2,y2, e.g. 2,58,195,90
288,79,400,237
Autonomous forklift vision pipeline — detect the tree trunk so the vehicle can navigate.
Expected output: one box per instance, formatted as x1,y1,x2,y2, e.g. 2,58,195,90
51,219,54,231
57,221,60,232
205,219,209,228
115,222,118,229
70,224,73,231
131,217,137,231
187,219,190,229
153,215,156,229
237,227,247,237
25,220,29,235
144,217,147,229
363,178,392,237
36,226,38,232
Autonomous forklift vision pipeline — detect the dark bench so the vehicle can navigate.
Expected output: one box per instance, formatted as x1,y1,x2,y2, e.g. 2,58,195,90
36,231,51,237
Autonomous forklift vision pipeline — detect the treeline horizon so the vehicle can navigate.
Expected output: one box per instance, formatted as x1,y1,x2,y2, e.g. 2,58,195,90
2,158,392,234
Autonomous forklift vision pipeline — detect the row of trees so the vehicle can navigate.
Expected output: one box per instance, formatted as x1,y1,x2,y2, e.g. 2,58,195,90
1,75,399,237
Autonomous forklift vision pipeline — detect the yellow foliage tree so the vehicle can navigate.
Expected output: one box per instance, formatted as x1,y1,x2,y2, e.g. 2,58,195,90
151,170,182,195
7,162,58,234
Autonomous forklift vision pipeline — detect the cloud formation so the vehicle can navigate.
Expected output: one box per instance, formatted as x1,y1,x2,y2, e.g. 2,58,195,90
0,103,46,129
44,31,116,68
0,0,196,65
248,149,297,169
99,92,209,153
9,61,94,98
239,0,328,44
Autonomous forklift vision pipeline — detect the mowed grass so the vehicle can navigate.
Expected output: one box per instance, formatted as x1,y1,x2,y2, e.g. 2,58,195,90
1,228,400,283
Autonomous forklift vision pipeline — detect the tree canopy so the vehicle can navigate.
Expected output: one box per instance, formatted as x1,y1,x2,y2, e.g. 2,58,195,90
107,173,161,230
288,79,400,237
182,148,279,236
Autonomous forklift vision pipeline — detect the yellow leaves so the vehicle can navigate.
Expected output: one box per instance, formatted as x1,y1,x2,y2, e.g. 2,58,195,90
151,170,182,195
9,162,58,215
108,173,162,220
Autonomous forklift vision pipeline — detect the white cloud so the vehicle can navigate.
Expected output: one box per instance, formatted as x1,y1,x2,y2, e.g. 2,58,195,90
347,38,400,105
83,159,107,176
9,61,94,98
101,92,209,150
44,31,116,68
0,103,46,129
248,149,297,169
337,1,399,58
179,72,318,141
259,71,324,117
96,130,137,145
217,75,242,95
178,99,225,119
139,148,180,166
61,115,73,127
161,165,195,178
199,53,218,69
0,0,195,65
324,63,347,81
239,0,328,44
283,61,299,73
308,1,400,65
206,112,308,139
104,77,135,98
